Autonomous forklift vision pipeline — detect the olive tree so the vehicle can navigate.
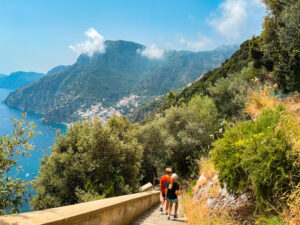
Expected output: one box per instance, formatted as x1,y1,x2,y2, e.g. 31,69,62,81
0,113,37,214
31,115,142,210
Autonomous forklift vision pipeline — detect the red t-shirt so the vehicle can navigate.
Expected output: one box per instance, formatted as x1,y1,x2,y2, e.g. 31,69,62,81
160,175,172,193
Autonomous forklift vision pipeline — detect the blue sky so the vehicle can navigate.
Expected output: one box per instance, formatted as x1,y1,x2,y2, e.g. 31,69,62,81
0,0,265,74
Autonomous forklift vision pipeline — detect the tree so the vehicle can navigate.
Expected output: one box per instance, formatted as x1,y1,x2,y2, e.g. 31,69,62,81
143,96,219,177
31,115,142,210
208,73,249,119
136,122,165,183
0,113,37,215
162,91,177,110
261,0,300,92
276,0,300,92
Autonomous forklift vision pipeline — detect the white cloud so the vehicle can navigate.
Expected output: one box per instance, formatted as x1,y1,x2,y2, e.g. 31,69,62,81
178,33,213,51
138,44,164,59
69,27,105,57
208,0,264,41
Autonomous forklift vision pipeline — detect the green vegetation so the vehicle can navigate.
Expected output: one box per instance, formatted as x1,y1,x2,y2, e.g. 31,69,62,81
31,115,142,210
261,0,300,93
0,113,37,214
154,1,300,223
207,73,249,118
28,2,300,218
29,94,220,210
1,1,299,223
158,0,300,112
5,41,237,124
162,40,251,108
142,95,219,178
212,108,300,211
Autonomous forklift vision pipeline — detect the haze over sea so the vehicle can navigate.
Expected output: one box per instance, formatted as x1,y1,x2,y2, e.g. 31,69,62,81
0,88,66,212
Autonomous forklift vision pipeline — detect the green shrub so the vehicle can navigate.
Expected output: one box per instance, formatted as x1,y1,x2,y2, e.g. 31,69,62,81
185,179,198,197
257,216,285,225
208,73,249,118
31,115,142,210
211,108,299,212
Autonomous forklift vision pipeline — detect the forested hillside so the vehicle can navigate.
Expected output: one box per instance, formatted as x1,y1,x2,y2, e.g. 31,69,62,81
158,0,299,112
5,41,237,124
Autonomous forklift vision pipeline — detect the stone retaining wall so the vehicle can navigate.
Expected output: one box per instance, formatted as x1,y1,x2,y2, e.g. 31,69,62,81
0,191,160,225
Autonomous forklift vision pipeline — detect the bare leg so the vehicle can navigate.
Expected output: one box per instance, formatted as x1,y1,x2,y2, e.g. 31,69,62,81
165,200,169,211
161,197,165,207
168,202,173,216
160,194,165,211
175,200,179,215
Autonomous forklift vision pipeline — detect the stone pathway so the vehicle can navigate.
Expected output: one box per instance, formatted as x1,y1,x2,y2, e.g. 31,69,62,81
130,202,187,225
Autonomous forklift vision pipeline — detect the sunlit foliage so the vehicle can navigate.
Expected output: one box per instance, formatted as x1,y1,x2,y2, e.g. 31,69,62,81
0,113,37,214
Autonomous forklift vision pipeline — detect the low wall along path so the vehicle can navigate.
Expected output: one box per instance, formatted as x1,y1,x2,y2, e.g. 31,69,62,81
0,191,159,225
0,183,187,225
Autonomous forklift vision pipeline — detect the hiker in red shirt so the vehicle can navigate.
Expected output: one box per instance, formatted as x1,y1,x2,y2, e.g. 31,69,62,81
159,167,172,213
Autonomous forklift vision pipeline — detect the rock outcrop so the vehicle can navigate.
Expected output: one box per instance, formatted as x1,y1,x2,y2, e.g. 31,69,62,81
192,174,255,223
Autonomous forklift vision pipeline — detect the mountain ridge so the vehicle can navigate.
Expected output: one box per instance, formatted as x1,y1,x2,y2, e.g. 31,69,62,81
0,71,45,90
5,40,238,123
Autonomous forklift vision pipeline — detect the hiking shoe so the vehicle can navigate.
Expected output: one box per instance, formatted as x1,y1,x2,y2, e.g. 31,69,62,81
167,216,170,220
165,211,168,215
174,214,178,218
159,207,163,212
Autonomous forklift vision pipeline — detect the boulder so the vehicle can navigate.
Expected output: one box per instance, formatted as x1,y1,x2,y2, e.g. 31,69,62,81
194,175,208,191
140,182,153,192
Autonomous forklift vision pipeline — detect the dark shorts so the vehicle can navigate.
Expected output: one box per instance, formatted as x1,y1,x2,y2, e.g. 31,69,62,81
162,192,166,199
167,198,178,203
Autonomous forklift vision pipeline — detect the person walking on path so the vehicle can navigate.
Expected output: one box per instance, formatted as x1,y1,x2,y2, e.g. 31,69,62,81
166,173,180,220
159,168,172,213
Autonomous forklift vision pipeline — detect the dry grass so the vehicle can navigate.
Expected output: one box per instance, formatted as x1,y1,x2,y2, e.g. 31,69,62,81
282,95,300,165
199,159,220,198
182,195,235,225
208,183,220,199
282,100,300,225
199,158,218,179
281,185,300,225
246,83,279,119
184,158,231,225
184,158,254,224
193,158,219,194
182,195,254,225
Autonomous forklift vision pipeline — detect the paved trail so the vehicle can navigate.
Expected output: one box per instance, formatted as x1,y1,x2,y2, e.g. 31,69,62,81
130,201,187,225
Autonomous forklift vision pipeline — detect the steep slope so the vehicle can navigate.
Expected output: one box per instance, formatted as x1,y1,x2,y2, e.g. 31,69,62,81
5,40,237,123
0,72,44,89
130,41,251,122
161,40,251,108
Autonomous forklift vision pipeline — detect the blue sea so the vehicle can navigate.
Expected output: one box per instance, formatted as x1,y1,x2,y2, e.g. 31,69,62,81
0,88,67,212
